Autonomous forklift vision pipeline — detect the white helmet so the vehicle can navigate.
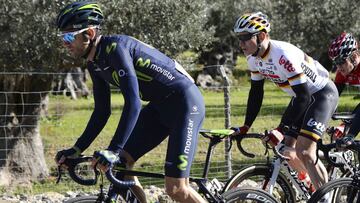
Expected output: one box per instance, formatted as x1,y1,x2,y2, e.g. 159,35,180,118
234,12,271,34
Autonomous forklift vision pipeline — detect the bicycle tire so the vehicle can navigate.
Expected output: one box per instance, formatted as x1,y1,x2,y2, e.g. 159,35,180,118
223,164,296,203
308,177,360,203
222,187,278,203
64,195,126,203
64,196,99,203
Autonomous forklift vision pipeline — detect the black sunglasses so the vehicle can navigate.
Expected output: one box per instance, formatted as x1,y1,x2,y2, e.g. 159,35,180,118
237,33,258,42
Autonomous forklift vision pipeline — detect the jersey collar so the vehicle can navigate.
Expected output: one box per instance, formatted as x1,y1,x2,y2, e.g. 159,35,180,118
260,42,271,59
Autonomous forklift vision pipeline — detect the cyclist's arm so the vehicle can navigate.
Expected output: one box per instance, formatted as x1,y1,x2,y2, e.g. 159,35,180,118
349,103,360,137
334,71,346,96
74,65,111,152
107,45,142,153
244,79,265,127
335,82,345,96
280,82,311,127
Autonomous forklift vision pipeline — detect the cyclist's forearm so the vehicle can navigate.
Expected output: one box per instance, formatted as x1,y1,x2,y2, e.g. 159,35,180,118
75,109,111,151
244,80,264,127
348,106,360,137
108,99,141,153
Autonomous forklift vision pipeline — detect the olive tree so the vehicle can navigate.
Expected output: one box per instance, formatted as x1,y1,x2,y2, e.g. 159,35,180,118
203,0,360,69
0,0,214,185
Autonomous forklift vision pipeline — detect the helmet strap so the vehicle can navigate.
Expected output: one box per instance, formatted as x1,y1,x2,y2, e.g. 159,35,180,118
252,35,261,57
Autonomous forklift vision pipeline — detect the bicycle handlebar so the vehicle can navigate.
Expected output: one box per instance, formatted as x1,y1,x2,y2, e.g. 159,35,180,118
59,156,98,186
105,163,136,189
58,156,136,188
235,132,289,160
235,133,263,158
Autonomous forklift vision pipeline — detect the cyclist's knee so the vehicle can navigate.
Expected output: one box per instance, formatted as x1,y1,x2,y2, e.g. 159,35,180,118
282,146,297,161
165,178,190,202
166,185,190,201
296,147,316,163
119,150,136,168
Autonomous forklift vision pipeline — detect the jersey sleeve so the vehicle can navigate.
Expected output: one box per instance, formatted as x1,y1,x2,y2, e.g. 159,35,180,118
247,56,264,81
74,64,111,151
107,43,142,152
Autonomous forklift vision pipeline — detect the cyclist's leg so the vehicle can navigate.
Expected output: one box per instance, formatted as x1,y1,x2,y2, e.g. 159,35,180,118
281,98,308,173
165,177,206,203
296,81,338,189
161,85,205,203
118,104,170,202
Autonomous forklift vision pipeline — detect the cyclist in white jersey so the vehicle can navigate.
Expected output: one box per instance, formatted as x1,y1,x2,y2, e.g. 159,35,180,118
231,12,339,190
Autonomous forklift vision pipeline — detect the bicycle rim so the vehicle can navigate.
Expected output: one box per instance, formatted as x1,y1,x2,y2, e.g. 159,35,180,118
224,164,296,203
64,196,99,203
309,178,360,203
222,187,278,203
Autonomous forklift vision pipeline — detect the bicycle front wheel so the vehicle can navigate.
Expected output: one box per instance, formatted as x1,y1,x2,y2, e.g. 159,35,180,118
222,187,278,203
64,196,99,203
309,177,360,203
224,164,296,203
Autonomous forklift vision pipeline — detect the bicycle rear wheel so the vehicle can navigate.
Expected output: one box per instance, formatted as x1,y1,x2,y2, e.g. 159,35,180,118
308,178,360,203
222,187,278,203
224,164,296,203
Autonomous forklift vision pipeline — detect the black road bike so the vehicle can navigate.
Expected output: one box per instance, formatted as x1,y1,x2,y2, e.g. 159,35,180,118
58,129,278,203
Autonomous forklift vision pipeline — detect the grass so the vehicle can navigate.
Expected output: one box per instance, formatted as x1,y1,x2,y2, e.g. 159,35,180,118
6,57,360,195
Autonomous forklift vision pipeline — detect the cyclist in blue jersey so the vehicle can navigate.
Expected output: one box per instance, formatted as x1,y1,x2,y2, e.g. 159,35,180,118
54,2,206,203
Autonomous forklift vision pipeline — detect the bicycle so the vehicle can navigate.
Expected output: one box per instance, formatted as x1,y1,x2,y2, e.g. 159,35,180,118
308,139,360,203
222,113,355,203
57,129,278,203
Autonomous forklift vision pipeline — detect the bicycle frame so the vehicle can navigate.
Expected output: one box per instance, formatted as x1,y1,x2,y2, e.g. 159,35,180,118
109,130,230,202
264,143,354,201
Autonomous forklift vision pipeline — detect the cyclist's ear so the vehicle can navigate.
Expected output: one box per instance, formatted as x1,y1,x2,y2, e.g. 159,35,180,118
83,28,96,41
258,31,267,41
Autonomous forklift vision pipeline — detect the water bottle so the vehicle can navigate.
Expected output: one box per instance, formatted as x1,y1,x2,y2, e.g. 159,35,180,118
298,171,315,193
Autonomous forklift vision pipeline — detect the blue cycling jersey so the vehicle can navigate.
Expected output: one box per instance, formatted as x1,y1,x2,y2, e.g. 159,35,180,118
74,35,194,152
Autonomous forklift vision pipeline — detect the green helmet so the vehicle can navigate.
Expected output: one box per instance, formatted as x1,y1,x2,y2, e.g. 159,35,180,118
56,1,103,30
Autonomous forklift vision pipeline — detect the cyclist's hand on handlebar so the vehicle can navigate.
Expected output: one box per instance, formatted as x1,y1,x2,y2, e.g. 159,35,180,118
92,150,119,172
55,146,81,167
336,134,355,149
231,125,250,137
262,129,284,147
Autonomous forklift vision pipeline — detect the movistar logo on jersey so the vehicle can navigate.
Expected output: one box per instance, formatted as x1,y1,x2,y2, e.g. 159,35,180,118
184,119,194,154
177,154,188,171
135,58,175,81
136,58,151,68
106,42,117,54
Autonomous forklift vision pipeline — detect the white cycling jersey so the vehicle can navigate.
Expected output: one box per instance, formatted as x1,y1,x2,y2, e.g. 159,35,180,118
247,40,329,96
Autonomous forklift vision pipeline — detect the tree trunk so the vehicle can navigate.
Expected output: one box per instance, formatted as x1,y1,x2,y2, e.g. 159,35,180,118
52,67,90,100
0,73,52,186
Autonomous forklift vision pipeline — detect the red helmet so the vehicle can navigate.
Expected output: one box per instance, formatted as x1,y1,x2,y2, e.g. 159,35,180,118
328,32,358,63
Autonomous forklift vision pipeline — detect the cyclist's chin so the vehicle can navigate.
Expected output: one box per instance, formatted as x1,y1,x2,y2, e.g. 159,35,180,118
68,51,83,59
242,50,254,57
